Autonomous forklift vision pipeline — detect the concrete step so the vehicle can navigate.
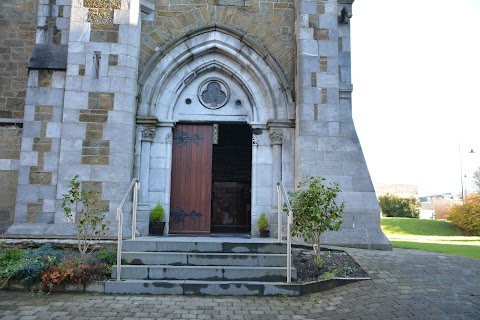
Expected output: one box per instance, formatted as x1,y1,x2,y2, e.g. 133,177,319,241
121,240,287,254
105,279,301,296
121,252,288,267
112,265,297,281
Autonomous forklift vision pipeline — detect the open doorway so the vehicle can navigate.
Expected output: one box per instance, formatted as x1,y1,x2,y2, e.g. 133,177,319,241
211,123,252,234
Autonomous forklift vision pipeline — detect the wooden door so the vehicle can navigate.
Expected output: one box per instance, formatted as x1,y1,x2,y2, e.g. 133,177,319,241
169,124,212,234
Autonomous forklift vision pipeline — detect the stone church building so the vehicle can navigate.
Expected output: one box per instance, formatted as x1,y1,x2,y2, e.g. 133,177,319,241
0,0,390,249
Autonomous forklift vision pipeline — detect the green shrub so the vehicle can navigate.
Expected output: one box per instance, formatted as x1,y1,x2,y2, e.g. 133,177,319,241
447,195,480,236
257,212,269,231
378,193,420,218
150,203,165,222
94,247,117,272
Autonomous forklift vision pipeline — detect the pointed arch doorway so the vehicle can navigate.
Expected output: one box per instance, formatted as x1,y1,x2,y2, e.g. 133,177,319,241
169,122,252,234
136,26,295,237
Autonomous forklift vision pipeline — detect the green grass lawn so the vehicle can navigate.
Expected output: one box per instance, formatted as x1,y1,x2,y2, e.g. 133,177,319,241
381,217,464,236
381,217,480,259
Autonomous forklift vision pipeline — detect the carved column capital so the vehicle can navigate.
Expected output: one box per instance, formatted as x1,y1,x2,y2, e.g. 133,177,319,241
141,127,156,142
269,129,284,145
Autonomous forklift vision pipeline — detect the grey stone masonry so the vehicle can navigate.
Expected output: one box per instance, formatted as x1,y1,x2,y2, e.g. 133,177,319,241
294,0,390,249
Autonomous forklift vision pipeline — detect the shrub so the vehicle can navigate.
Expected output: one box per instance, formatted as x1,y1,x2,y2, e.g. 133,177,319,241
93,247,117,272
150,203,165,222
257,212,269,231
378,193,420,218
289,176,344,258
0,244,62,286
16,244,63,284
447,195,480,236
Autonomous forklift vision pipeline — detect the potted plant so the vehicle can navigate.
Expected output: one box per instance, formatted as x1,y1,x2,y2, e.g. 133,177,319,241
149,203,165,236
257,212,270,237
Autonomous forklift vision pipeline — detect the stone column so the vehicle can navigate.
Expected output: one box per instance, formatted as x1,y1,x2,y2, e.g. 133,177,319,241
269,129,284,208
139,126,156,204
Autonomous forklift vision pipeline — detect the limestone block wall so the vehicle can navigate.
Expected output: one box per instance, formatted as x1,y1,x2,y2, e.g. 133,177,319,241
53,0,142,232
294,0,390,249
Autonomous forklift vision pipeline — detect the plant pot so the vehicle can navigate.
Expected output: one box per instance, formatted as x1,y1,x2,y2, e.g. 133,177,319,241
149,222,165,236
259,229,270,238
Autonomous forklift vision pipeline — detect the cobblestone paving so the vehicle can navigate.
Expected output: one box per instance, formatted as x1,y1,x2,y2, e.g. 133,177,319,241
1,247,479,319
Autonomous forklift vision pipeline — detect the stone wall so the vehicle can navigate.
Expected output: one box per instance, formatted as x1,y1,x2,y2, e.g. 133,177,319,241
0,0,37,230
140,0,295,86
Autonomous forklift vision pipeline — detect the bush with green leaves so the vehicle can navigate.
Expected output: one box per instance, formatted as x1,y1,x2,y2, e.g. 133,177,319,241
288,176,345,258
378,193,420,218
447,195,480,236
61,175,111,257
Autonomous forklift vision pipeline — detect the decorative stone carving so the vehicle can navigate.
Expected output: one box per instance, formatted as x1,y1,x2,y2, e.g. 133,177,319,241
141,127,156,142
269,130,284,145
198,78,229,109
165,132,173,144
338,6,351,24
252,135,259,146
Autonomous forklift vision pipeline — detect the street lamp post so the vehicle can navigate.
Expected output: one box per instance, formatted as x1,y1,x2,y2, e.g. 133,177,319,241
459,146,475,202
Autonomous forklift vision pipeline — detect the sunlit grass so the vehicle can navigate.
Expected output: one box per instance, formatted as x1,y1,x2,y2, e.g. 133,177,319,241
381,217,480,259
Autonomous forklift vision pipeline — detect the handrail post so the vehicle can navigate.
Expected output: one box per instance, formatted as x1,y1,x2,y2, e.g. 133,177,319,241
277,184,282,243
115,178,140,282
116,208,123,281
278,181,293,283
131,181,139,240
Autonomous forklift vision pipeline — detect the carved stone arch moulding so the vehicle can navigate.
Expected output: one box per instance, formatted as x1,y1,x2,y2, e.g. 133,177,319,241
136,26,294,124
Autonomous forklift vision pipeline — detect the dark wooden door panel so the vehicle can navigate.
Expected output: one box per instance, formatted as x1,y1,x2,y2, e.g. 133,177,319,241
169,124,212,234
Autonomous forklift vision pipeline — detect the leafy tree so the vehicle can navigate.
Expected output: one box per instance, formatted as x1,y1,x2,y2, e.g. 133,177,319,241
61,175,110,257
289,176,345,259
378,193,420,218
447,194,480,236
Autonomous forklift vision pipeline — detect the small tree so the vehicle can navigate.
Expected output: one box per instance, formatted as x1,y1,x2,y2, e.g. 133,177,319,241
61,175,110,257
289,176,345,259
378,193,420,218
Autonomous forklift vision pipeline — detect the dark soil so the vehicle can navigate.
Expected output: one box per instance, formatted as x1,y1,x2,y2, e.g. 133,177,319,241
292,247,369,282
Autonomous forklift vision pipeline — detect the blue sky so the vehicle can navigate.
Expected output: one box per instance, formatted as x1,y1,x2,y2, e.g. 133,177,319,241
350,0,480,196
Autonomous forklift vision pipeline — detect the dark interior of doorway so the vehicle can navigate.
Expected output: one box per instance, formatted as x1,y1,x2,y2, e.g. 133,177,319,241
211,123,252,234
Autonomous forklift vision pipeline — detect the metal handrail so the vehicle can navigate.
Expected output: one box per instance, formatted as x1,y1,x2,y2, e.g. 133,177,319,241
277,181,293,283
115,178,140,281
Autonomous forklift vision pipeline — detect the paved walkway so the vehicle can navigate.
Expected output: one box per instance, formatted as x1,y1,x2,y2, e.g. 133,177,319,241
0,247,479,319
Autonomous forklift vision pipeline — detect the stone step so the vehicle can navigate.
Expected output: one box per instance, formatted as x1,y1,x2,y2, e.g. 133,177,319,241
121,240,287,254
121,252,288,267
112,265,297,282
104,279,301,296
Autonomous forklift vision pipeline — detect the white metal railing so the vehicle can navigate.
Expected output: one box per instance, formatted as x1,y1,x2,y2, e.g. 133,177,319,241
115,178,140,281
277,181,293,283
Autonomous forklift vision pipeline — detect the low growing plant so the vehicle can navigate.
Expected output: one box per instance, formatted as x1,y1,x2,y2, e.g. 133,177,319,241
16,244,63,285
61,175,111,257
0,244,27,287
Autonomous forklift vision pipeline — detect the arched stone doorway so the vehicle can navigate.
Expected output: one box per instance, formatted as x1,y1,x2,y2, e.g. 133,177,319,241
135,26,295,236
